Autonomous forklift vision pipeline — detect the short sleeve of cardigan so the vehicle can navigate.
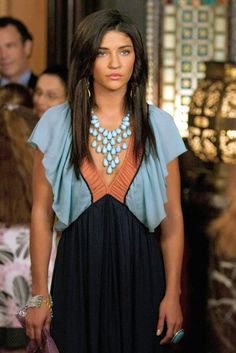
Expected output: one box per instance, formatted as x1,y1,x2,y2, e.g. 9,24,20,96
28,102,92,231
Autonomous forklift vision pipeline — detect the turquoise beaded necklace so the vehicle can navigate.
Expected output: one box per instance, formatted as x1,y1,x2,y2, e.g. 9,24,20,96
89,112,132,175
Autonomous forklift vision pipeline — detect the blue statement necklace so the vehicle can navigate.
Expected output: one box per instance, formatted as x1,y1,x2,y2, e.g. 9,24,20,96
89,112,132,175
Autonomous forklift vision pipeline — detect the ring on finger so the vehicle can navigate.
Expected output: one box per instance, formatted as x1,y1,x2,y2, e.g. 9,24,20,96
171,329,184,344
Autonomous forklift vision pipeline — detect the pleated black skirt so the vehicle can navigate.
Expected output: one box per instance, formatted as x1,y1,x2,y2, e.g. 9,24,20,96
50,195,171,353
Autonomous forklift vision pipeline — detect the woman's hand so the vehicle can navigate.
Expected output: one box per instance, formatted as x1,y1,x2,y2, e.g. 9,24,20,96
156,295,183,345
25,304,52,344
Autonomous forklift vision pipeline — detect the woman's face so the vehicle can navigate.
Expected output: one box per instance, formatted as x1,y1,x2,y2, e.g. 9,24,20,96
93,31,135,95
33,74,67,118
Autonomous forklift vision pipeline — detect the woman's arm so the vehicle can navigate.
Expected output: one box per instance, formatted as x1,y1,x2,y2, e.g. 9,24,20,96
157,158,184,344
26,149,55,343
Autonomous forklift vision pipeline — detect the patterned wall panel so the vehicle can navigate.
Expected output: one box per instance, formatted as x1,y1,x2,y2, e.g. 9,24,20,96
228,0,236,62
160,3,227,136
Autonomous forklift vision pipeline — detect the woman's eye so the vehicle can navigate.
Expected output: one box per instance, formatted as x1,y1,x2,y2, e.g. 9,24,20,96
120,50,130,56
97,50,106,57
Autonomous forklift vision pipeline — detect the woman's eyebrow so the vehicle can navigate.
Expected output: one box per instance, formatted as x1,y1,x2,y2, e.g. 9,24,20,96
98,45,133,50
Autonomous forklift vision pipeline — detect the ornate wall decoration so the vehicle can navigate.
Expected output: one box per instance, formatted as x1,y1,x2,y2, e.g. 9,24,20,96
188,62,236,164
160,2,228,136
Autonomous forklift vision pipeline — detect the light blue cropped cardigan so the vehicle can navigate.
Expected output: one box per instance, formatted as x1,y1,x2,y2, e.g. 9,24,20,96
28,102,186,232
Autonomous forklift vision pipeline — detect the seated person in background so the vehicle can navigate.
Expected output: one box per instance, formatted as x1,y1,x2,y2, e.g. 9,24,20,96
0,84,56,350
0,17,37,89
33,65,68,118
207,167,236,353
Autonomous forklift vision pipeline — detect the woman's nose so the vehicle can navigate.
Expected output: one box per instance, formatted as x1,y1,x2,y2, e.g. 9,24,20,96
108,53,121,68
34,93,48,108
35,94,45,104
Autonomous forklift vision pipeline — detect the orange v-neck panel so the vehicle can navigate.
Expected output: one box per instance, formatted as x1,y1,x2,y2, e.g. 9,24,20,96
80,135,143,203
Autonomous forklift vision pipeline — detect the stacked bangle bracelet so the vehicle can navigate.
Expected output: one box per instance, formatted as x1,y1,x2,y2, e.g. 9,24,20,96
26,294,53,316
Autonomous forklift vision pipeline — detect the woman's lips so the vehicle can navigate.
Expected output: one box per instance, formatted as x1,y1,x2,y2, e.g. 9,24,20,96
107,74,122,80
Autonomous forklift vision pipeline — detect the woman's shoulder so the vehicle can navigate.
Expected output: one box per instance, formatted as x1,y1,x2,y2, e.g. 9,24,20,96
39,101,71,127
147,103,187,163
28,102,71,152
148,103,183,140
148,104,176,128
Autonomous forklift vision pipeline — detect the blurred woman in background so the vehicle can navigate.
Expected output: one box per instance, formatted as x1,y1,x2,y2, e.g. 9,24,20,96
0,84,56,351
208,167,236,353
33,65,68,118
0,82,33,109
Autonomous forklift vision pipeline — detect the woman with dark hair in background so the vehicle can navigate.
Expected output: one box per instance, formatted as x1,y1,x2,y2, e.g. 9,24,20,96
26,9,186,353
0,83,34,233
0,82,33,109
33,65,68,118
0,84,56,351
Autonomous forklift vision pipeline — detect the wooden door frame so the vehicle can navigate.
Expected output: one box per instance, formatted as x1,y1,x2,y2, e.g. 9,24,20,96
47,0,86,66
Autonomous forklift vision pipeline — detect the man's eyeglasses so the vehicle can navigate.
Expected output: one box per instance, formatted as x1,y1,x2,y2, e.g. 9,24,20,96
34,89,65,101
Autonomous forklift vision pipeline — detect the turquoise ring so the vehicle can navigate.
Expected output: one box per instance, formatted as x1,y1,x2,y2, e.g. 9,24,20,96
171,329,184,344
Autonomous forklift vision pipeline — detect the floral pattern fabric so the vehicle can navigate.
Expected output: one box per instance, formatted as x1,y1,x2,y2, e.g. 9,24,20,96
0,223,56,328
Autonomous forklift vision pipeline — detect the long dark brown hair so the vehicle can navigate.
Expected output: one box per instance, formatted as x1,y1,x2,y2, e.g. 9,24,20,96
0,106,36,224
68,9,155,177
0,84,36,224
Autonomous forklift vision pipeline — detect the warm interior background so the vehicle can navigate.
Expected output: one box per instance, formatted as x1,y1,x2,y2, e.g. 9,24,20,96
0,0,47,74
0,2,235,353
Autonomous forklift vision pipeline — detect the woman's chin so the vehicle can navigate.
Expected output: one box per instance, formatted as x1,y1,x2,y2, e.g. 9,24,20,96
35,108,46,118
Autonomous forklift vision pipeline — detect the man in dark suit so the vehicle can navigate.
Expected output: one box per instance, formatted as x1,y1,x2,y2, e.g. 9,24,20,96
0,17,37,89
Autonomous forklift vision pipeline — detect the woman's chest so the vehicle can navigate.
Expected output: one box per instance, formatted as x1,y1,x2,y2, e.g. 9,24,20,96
88,135,129,187
80,135,143,203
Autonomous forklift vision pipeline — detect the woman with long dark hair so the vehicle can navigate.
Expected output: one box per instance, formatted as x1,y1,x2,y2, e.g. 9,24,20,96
25,9,186,353
0,84,56,350
33,65,68,118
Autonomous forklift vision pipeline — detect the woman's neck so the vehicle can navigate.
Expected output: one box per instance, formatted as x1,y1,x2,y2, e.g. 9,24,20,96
93,87,127,124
